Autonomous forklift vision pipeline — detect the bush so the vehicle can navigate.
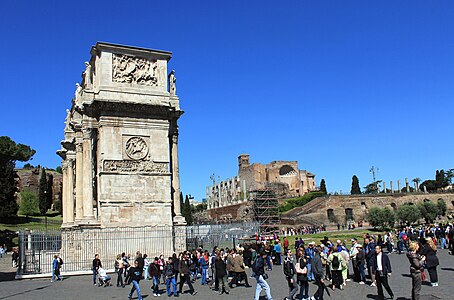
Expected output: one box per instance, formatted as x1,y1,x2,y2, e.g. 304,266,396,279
418,201,438,224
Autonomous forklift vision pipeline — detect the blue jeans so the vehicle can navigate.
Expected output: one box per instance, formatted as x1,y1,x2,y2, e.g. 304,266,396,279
306,263,314,281
166,276,178,296
254,275,273,300
201,268,208,284
266,255,272,270
152,275,159,294
92,269,97,284
441,238,447,249
129,280,143,300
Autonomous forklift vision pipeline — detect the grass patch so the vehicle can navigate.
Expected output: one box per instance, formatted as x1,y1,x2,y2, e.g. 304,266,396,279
284,228,385,245
279,192,325,213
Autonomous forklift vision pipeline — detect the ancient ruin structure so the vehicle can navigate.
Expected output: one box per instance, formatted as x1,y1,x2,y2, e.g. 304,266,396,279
56,42,186,267
206,154,316,209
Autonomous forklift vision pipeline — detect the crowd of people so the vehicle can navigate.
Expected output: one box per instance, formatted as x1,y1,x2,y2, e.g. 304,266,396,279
39,220,449,300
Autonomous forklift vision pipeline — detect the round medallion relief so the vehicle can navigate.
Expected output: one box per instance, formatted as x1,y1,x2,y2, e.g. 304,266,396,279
125,136,148,160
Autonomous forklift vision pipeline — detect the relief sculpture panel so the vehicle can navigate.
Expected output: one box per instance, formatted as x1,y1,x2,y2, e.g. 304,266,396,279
112,54,158,86
103,160,170,174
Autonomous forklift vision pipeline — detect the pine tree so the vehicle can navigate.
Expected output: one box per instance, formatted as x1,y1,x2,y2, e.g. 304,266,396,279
320,179,327,195
47,173,53,210
184,195,193,225
38,168,48,215
351,175,361,194
0,136,35,219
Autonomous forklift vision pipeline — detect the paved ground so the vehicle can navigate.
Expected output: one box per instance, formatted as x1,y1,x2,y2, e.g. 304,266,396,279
0,250,453,300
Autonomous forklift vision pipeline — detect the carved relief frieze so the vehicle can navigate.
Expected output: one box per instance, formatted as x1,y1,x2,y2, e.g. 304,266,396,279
103,160,170,174
112,54,158,86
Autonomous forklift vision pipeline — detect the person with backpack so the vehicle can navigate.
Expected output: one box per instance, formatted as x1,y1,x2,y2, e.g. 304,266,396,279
283,249,298,300
327,246,346,290
164,257,178,297
126,260,143,300
252,251,273,300
115,254,125,287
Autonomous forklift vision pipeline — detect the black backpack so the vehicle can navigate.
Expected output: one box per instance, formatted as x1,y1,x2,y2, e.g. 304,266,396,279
331,255,340,269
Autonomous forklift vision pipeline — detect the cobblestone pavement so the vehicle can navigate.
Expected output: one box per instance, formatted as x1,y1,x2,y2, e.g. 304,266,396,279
0,250,452,300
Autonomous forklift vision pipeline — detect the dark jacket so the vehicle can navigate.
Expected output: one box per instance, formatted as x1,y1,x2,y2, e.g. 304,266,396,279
215,257,227,277
164,262,175,278
126,266,142,284
372,252,392,275
311,253,325,278
148,263,161,278
296,257,308,282
92,258,102,271
136,257,144,269
406,253,423,274
420,244,439,268
252,256,265,276
179,258,190,275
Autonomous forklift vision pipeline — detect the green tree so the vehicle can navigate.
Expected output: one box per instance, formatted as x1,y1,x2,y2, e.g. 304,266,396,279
437,198,447,217
396,204,421,225
55,166,62,174
368,207,395,230
0,136,36,219
364,180,382,194
351,175,361,194
319,179,327,195
55,182,63,214
38,168,48,215
418,201,438,224
184,195,193,225
19,191,39,221
419,180,438,192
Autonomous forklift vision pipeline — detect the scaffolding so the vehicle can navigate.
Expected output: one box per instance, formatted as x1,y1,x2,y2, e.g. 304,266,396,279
251,189,281,234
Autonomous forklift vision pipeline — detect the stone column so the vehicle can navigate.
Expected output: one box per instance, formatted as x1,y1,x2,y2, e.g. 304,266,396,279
82,128,95,221
66,155,75,224
383,181,386,193
61,161,68,225
405,178,410,193
397,180,401,193
171,130,185,225
75,139,84,221
390,181,394,194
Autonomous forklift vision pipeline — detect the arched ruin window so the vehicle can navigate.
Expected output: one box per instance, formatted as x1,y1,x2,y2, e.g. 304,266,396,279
391,203,397,210
279,165,297,177
327,209,335,222
345,208,354,221
423,199,431,203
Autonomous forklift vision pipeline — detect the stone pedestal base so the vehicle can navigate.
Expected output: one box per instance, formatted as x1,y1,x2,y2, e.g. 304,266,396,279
173,224,187,254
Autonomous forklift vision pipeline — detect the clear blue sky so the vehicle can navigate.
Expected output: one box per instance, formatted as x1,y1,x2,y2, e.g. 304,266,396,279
1,1,453,201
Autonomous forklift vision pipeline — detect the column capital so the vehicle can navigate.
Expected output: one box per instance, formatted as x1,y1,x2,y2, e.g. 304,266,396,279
82,127,93,139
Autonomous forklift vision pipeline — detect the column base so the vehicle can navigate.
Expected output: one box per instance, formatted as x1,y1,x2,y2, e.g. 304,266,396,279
61,222,75,228
173,215,187,226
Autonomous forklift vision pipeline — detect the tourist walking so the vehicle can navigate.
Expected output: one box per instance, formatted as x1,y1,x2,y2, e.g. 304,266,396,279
305,242,315,281
149,257,161,297
115,254,125,287
283,249,298,300
296,250,309,300
420,237,439,287
164,257,178,297
252,251,273,300
234,250,251,287
311,246,325,300
92,253,102,285
51,254,63,282
365,237,377,286
356,244,366,284
126,260,143,300
407,241,425,300
178,252,197,295
327,246,346,290
372,245,394,300
214,251,229,295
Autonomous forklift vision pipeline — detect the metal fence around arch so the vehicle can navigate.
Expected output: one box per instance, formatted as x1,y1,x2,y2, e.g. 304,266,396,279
17,222,259,275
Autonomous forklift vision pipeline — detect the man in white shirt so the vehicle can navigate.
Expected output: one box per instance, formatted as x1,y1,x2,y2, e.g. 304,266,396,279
373,246,393,300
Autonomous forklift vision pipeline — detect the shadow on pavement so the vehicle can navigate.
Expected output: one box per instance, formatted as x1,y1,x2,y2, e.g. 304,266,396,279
0,285,51,300
0,271,15,282
441,267,454,271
